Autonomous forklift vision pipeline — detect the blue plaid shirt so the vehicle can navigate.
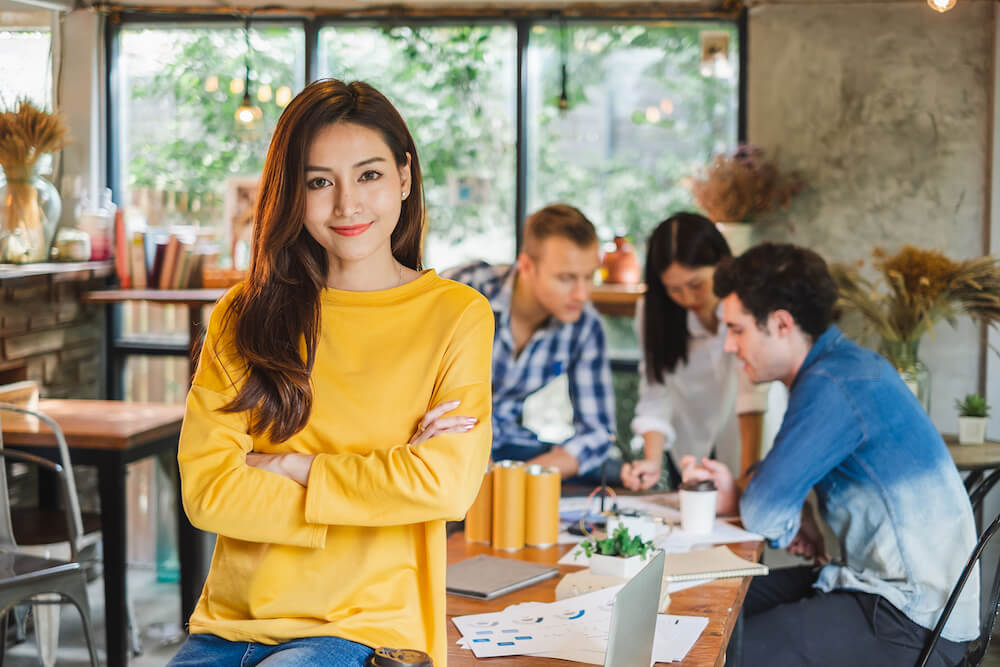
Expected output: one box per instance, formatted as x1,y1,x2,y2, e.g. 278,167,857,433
442,262,615,475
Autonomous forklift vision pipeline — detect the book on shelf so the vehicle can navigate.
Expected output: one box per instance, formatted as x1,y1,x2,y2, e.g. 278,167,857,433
158,235,181,289
113,209,130,288
129,232,148,289
148,241,167,288
172,243,192,289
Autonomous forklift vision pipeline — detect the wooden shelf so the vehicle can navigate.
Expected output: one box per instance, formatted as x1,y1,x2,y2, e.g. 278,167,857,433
82,288,227,307
591,283,645,317
0,260,113,282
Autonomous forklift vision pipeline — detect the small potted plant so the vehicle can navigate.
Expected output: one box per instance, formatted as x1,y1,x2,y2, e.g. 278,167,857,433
579,524,656,578
956,393,990,445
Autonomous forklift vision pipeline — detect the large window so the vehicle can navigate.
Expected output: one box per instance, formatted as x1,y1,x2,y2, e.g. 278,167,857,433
118,23,304,244
319,24,517,268
526,21,739,246
112,18,738,271
0,17,52,107
116,23,305,404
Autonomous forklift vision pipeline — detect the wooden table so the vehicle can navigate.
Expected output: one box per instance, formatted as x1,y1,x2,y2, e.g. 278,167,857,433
1,399,206,667
944,434,1000,472
83,288,227,396
446,533,763,666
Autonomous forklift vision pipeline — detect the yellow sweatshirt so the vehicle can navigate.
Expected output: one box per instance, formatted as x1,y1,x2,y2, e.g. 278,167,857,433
178,270,493,666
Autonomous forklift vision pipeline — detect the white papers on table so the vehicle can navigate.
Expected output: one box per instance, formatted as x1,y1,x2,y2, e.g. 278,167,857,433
452,587,708,663
655,520,763,552
452,585,621,658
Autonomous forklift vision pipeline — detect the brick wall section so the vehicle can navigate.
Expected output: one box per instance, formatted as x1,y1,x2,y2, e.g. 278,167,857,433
0,262,112,399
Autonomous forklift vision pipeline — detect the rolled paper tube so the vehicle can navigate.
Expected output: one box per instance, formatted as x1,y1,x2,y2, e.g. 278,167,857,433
492,460,526,551
464,466,493,544
524,464,561,548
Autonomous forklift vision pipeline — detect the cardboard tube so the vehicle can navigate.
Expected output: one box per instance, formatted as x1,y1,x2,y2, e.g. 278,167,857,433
492,460,526,551
464,467,493,544
525,465,561,547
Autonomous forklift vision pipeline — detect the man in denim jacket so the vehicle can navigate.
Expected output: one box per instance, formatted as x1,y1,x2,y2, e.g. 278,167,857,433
682,243,978,666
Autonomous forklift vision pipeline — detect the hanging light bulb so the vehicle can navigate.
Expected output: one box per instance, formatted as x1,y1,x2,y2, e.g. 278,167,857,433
229,77,244,95
275,86,293,107
557,15,570,111
234,16,263,130
204,75,219,93
927,0,956,12
257,83,273,103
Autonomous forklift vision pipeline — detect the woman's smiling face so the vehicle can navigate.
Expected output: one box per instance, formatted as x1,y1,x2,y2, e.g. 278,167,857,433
302,121,411,271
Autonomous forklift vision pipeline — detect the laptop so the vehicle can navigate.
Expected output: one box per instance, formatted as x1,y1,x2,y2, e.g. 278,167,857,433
446,555,559,600
604,550,666,667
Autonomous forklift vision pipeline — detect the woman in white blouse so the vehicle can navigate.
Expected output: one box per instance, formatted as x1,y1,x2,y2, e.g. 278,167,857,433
621,213,768,491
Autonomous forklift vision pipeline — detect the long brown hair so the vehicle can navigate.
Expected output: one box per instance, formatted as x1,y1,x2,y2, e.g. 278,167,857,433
219,79,425,442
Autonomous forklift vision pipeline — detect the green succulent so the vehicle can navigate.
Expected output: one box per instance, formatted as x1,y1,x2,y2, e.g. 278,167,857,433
956,393,991,418
580,524,654,560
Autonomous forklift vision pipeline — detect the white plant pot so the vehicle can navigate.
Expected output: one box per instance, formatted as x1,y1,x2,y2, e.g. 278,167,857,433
715,222,754,255
958,416,987,445
588,553,648,579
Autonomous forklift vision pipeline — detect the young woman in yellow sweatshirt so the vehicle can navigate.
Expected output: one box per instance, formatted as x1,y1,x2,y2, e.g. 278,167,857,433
168,79,494,667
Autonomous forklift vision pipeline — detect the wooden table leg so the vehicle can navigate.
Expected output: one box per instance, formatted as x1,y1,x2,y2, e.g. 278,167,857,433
97,457,128,667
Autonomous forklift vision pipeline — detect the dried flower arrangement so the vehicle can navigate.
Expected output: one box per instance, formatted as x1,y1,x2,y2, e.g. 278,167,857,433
0,99,71,262
685,144,803,223
831,246,1000,373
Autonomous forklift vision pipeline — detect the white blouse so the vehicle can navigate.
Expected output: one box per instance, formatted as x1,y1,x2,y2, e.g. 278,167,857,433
630,298,769,472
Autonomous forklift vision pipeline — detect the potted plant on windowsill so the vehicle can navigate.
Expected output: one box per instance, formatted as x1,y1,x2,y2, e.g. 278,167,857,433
684,144,803,254
579,524,656,578
956,393,990,445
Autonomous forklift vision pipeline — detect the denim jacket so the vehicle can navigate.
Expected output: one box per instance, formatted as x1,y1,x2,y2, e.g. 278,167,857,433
741,326,979,642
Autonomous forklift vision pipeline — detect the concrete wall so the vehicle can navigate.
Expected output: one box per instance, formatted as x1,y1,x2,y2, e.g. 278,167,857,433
748,0,994,433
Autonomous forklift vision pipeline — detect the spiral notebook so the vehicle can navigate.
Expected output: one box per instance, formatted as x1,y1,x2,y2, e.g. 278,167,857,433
663,546,768,582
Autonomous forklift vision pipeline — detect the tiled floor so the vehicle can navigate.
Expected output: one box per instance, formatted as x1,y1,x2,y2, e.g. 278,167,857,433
6,564,1000,666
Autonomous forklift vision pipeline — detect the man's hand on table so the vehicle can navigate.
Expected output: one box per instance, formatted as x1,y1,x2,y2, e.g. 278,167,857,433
679,455,740,515
621,457,662,491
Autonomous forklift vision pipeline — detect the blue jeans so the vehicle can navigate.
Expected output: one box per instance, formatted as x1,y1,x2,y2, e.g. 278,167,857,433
168,634,374,667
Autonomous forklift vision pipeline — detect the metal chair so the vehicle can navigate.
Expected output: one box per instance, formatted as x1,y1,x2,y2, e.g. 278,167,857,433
916,508,1000,667
0,404,99,666
968,468,1000,515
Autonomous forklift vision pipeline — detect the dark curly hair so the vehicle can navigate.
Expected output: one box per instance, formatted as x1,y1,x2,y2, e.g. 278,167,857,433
713,242,836,340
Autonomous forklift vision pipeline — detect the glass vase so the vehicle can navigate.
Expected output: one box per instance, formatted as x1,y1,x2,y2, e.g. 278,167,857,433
880,338,931,413
0,164,62,264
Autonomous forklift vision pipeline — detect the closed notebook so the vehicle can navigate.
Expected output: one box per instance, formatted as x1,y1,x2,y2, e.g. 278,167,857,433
447,555,559,600
663,546,768,582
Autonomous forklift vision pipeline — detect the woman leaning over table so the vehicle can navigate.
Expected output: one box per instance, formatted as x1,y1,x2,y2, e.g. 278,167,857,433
620,213,767,491
170,79,493,667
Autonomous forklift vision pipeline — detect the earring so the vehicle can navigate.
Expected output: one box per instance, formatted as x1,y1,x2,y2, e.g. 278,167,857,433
402,191,407,199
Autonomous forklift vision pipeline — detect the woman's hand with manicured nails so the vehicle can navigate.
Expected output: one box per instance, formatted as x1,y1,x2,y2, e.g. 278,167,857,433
409,400,477,446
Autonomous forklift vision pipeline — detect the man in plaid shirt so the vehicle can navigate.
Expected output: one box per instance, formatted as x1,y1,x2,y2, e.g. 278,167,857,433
442,204,617,480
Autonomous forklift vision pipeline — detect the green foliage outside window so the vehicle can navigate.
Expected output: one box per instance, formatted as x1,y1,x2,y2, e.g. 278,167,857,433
119,20,737,256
